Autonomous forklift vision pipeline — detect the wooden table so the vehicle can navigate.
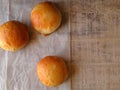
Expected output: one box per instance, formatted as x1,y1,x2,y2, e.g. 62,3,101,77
71,0,120,90
0,0,120,90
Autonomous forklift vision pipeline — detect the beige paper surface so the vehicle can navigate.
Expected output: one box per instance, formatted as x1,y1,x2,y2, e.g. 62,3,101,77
0,0,70,90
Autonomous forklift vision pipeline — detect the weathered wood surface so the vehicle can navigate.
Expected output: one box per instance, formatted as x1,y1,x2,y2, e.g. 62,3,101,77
71,0,120,90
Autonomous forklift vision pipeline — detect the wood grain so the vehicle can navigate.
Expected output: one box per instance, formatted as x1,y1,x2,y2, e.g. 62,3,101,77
70,0,120,90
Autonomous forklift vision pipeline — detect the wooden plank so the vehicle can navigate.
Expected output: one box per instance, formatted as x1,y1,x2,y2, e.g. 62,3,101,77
70,0,120,90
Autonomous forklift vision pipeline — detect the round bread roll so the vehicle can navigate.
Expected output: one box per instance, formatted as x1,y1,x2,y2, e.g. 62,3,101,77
37,56,69,87
0,21,29,51
31,1,62,35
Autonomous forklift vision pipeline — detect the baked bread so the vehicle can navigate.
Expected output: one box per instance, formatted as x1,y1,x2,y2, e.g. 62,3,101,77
0,20,29,51
37,56,69,87
31,1,62,35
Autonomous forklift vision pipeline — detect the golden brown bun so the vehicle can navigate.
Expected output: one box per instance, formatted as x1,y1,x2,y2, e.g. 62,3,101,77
37,56,69,87
0,21,29,51
31,1,62,35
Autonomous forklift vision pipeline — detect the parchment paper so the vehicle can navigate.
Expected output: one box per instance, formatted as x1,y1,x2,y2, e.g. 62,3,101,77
0,0,70,90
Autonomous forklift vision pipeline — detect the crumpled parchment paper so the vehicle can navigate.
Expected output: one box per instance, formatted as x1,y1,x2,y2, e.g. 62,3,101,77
0,0,70,90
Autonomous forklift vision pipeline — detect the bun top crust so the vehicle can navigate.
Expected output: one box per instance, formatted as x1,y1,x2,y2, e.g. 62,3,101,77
37,56,69,87
31,2,62,35
0,21,29,51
